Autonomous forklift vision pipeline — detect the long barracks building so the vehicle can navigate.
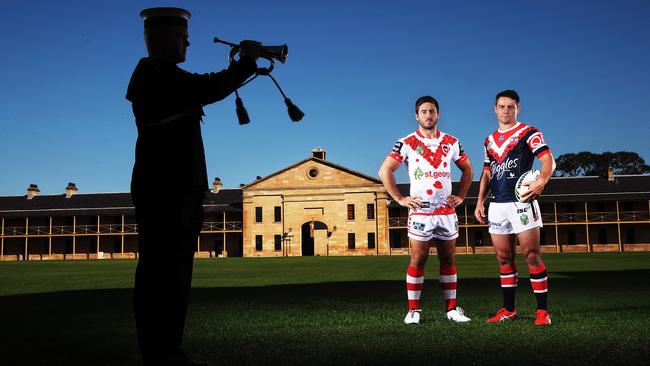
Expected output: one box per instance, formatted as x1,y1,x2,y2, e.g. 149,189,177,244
1,149,650,261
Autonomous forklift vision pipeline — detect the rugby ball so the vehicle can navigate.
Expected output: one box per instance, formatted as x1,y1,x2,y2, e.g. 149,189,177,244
515,169,541,202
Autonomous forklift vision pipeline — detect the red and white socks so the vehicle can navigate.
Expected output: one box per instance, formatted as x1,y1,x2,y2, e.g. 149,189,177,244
406,265,459,311
439,265,458,311
406,266,424,310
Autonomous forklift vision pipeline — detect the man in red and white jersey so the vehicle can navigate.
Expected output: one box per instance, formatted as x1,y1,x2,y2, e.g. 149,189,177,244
474,89,555,326
379,96,473,324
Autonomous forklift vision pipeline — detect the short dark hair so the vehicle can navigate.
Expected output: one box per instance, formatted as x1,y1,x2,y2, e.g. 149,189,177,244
495,90,520,105
415,96,439,113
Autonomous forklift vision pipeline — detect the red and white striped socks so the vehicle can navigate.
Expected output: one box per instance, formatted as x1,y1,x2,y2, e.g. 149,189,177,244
406,266,424,310
406,265,459,311
439,265,458,311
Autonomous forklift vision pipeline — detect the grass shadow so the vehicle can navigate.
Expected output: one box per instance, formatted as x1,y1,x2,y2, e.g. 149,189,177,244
0,269,649,365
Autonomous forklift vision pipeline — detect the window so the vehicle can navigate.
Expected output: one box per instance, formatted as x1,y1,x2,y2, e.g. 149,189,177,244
626,228,635,244
255,235,263,251
389,206,401,218
348,233,356,249
474,231,484,246
307,167,320,179
255,207,263,223
274,234,282,251
367,203,375,220
598,228,607,244
274,206,282,222
347,204,355,221
367,233,375,249
624,201,634,211
567,228,576,245
567,203,575,222
390,230,403,248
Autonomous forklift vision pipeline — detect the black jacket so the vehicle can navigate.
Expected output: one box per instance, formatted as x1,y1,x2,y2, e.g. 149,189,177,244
126,56,257,194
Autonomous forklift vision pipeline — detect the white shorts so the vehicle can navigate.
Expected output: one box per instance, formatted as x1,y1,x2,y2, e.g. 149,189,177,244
407,213,459,242
488,201,543,235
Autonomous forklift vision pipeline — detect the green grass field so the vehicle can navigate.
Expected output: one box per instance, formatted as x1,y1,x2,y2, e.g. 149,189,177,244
1,252,649,365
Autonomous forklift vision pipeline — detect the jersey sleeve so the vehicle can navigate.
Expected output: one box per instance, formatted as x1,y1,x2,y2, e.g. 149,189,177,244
526,128,550,158
452,139,468,164
388,139,407,164
483,139,491,171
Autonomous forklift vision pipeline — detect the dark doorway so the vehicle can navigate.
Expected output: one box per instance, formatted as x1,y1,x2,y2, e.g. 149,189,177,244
301,221,327,256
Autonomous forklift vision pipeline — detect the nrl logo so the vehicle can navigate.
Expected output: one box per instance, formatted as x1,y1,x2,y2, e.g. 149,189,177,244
415,145,424,155
414,167,424,180
520,214,529,225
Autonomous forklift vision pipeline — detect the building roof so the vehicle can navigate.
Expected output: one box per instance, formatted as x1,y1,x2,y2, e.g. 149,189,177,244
0,189,243,218
243,156,382,189
2,175,648,218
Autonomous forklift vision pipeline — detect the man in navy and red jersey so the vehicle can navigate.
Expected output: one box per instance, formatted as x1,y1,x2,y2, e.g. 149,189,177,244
474,90,556,326
379,96,473,325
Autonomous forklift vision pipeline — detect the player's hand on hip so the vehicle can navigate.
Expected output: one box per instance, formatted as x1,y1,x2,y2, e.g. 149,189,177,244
397,196,423,210
446,195,464,208
474,203,487,224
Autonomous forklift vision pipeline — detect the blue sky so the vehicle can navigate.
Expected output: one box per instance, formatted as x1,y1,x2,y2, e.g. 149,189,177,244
1,0,649,195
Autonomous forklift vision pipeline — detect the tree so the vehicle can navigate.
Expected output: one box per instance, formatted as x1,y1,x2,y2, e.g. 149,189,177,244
554,151,650,177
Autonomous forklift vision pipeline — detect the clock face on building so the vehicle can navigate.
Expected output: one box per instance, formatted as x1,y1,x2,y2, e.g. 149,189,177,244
307,167,319,179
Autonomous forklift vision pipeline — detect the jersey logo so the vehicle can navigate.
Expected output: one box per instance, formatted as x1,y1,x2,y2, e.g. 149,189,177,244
528,133,545,151
490,157,519,180
414,167,424,180
442,144,450,154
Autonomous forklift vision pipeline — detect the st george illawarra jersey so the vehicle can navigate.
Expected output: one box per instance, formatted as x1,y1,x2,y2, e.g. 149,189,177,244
389,130,468,215
483,122,551,202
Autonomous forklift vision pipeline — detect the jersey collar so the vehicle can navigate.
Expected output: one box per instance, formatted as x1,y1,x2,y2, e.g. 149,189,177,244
416,129,440,140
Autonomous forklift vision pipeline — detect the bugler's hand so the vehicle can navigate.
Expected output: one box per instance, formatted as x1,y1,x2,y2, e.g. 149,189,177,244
238,40,262,60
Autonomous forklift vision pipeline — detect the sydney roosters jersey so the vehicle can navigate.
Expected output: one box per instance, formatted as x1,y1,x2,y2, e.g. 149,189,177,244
389,130,468,214
483,122,550,202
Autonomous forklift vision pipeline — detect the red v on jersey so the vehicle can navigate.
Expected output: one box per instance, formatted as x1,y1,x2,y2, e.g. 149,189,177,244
486,123,536,164
492,123,526,148
404,132,458,169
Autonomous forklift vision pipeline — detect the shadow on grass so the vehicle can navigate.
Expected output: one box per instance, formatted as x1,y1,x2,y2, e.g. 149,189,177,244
1,270,649,365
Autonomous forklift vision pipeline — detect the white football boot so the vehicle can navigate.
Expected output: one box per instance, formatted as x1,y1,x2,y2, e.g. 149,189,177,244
404,309,421,325
446,307,471,322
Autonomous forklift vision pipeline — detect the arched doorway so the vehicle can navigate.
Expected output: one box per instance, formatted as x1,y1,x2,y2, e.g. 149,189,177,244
301,221,328,256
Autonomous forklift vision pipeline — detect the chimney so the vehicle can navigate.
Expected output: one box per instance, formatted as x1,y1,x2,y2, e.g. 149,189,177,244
607,165,615,181
312,147,326,160
65,182,78,198
212,177,223,193
26,184,40,199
